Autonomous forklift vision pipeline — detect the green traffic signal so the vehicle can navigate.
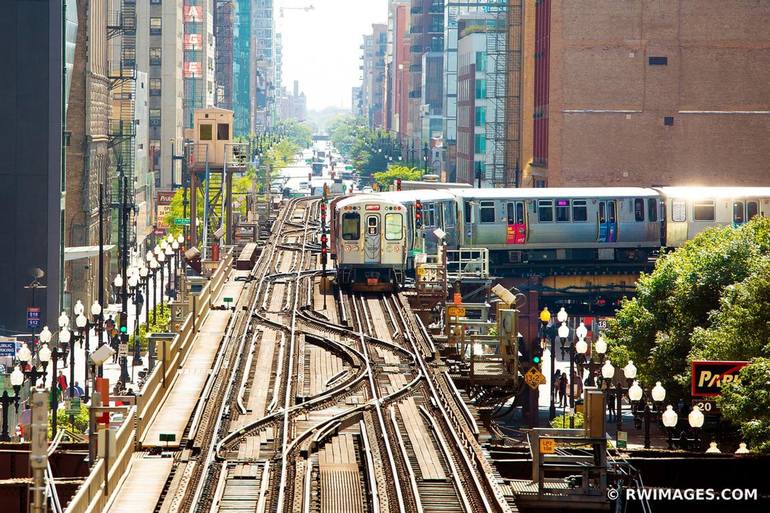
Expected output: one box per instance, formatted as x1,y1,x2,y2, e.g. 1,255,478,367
120,326,127,333
532,355,542,365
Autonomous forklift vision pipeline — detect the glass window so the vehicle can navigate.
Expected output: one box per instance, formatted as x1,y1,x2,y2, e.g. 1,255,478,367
367,216,379,235
475,79,486,99
385,213,403,240
150,17,162,35
475,107,486,127
464,202,471,223
217,123,230,140
149,78,161,96
572,200,587,222
506,203,514,224
199,124,213,141
608,201,616,223
647,198,658,222
555,199,570,222
599,202,606,223
747,201,759,220
474,134,486,153
342,213,360,240
694,201,715,221
475,51,486,71
733,202,745,224
480,201,495,223
672,200,686,222
634,198,645,222
516,202,525,224
150,47,162,65
538,200,553,222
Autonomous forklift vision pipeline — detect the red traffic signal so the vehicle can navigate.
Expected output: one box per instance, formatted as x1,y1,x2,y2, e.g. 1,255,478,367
415,200,423,228
321,234,328,245
396,179,402,191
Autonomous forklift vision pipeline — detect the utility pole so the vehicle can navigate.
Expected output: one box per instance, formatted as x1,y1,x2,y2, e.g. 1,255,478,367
119,173,130,384
97,182,105,378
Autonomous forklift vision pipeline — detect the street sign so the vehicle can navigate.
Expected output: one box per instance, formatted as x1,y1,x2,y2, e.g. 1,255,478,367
616,431,628,449
446,306,465,318
692,399,721,415
26,307,41,330
0,341,17,357
67,397,81,415
524,367,546,390
174,218,191,226
691,360,748,397
118,343,128,357
223,297,233,304
159,433,176,442
539,438,556,454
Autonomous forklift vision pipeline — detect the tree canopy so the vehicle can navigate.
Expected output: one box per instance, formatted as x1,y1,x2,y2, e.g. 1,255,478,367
605,217,770,451
275,119,313,149
373,165,423,189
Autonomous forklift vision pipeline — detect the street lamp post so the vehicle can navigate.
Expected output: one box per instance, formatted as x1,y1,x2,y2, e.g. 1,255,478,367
74,304,88,401
628,380,667,449
422,142,429,173
150,258,159,324
662,405,704,450
1,365,25,441
59,325,74,426
89,301,102,387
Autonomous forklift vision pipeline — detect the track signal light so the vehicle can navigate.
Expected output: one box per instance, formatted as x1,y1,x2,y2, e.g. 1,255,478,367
415,200,423,229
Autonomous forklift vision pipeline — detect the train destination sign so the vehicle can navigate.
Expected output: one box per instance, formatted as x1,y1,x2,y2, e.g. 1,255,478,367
691,360,748,397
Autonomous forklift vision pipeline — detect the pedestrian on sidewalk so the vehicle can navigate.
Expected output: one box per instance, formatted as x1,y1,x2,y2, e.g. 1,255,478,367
558,373,568,407
68,382,84,398
552,369,562,402
57,371,68,395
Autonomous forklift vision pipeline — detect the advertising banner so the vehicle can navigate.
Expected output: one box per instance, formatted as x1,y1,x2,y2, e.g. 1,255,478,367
691,360,749,397
184,62,202,78
184,34,202,51
184,5,202,23
156,190,176,234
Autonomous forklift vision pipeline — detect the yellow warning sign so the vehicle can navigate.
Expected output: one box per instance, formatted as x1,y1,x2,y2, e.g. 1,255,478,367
524,367,546,390
447,306,466,318
539,438,556,454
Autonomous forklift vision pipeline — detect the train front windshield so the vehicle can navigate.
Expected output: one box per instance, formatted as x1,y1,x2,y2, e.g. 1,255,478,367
342,213,360,240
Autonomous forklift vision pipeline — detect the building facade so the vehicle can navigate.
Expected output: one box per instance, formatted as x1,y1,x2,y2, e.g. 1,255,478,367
0,1,69,331
360,24,388,129
183,0,217,130
386,1,411,138
148,0,184,188
215,0,235,109
521,0,770,187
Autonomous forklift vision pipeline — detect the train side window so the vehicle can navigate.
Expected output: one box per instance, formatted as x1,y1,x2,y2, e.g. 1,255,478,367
506,203,515,224
647,198,658,222
385,213,403,240
464,202,472,223
341,213,360,240
538,200,553,222
572,200,587,222
671,200,686,222
747,201,759,220
608,201,616,223
555,199,570,222
694,201,715,221
427,204,436,226
733,202,745,224
634,198,645,222
480,201,496,223
599,202,606,223
516,202,525,224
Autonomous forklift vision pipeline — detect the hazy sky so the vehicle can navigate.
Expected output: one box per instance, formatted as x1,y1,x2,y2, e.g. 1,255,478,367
276,0,388,111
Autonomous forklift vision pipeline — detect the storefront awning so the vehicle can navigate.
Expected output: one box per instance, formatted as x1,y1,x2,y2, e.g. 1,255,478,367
64,245,115,262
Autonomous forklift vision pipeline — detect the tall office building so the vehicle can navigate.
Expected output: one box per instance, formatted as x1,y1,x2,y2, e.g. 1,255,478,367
255,0,276,131
520,1,770,187
385,1,411,138
183,1,216,129
148,0,184,188
409,0,445,152
442,0,506,181
215,0,235,109
361,24,387,129
0,1,73,331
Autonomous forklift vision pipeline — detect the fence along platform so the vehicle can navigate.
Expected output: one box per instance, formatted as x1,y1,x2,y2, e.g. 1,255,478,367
140,273,245,448
103,455,174,513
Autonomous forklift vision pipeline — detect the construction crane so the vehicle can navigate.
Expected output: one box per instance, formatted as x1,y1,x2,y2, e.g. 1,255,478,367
279,4,314,17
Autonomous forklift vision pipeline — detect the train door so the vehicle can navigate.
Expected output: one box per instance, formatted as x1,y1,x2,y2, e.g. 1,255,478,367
443,201,456,248
733,200,759,226
364,214,380,263
598,200,617,242
506,201,526,244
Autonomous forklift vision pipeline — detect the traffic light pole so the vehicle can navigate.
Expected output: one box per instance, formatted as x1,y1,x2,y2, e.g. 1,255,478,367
320,193,328,310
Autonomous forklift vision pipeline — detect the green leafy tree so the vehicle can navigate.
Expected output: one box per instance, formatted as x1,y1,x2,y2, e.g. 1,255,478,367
328,115,368,157
275,119,313,149
130,303,172,351
550,412,585,429
605,217,770,398
373,165,423,189
50,403,89,436
718,358,770,453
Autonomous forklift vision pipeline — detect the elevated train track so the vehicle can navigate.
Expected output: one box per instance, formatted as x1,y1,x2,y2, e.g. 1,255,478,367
100,197,513,513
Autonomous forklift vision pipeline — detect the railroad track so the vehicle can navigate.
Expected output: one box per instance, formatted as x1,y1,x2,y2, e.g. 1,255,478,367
151,197,513,513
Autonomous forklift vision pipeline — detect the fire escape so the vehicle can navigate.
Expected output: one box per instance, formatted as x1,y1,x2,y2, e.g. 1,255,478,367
107,0,137,250
486,1,521,187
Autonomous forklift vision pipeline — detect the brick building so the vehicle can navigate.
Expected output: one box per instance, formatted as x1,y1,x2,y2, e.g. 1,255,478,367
517,0,770,188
